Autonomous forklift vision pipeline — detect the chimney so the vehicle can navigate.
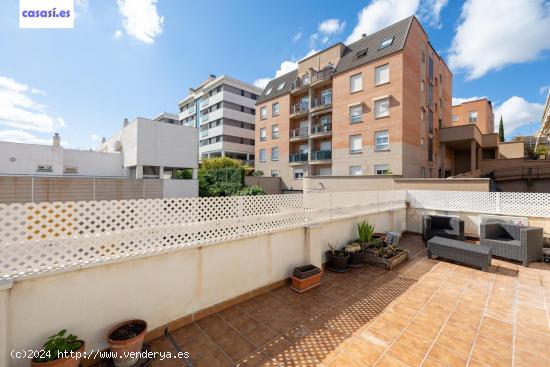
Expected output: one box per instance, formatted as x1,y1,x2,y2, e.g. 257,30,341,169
123,118,129,127
101,137,106,143
52,133,60,147
188,87,194,94
362,33,366,38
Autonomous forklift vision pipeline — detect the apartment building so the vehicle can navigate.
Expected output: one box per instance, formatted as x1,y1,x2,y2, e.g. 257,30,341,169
451,98,495,134
535,91,550,151
255,16,452,190
178,75,262,163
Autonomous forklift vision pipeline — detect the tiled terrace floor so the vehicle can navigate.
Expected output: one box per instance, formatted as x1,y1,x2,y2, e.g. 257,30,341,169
148,234,550,367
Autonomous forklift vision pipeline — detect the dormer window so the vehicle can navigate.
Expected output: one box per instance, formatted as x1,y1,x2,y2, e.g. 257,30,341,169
355,48,368,59
379,37,394,49
265,87,273,95
277,82,286,91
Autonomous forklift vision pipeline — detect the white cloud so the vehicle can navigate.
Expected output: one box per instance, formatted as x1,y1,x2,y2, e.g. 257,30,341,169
0,75,65,134
0,130,53,145
345,0,420,44
91,134,101,141
253,50,318,90
449,0,550,80
113,29,123,39
116,0,164,44
292,31,302,43
540,85,550,95
493,96,544,136
318,19,346,35
418,0,449,28
452,96,486,106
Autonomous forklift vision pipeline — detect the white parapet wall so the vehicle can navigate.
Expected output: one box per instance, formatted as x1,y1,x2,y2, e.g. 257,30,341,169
162,179,199,198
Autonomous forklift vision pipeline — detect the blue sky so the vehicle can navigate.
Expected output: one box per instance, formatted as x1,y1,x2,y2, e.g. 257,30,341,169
0,0,549,149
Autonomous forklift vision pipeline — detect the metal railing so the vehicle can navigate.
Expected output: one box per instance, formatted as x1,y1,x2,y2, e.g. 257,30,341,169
289,152,308,162
311,150,332,161
311,95,332,109
487,166,550,180
290,127,309,139
200,114,209,123
311,68,333,84
290,103,309,115
200,98,209,108
311,123,332,134
291,78,310,91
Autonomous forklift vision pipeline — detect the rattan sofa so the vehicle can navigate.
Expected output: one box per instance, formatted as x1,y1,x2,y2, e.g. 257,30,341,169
480,222,543,266
422,215,464,242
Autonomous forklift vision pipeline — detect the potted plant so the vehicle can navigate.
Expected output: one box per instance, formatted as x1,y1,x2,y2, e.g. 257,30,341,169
357,220,383,248
363,239,409,270
535,145,548,160
291,264,323,293
32,329,84,367
326,241,349,272
107,319,147,367
344,241,364,268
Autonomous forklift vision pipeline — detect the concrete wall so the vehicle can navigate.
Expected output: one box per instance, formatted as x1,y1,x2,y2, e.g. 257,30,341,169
162,179,199,198
1,209,404,367
244,176,282,194
303,176,490,193
498,141,524,159
0,141,124,177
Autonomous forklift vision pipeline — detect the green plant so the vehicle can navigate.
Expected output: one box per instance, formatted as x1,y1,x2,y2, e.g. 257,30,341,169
238,185,266,196
358,220,375,243
174,168,193,179
200,157,242,170
498,116,505,142
328,241,338,255
252,170,264,177
34,329,82,363
535,145,548,157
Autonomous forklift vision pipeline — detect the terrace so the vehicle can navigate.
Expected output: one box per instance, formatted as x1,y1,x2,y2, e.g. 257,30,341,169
1,191,549,367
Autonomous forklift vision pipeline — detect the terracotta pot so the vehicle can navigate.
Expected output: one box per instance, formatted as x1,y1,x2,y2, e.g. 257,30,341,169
31,341,85,367
107,320,147,367
291,270,323,293
326,251,349,272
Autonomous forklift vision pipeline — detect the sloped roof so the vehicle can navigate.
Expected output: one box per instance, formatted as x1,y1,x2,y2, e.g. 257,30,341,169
257,69,298,104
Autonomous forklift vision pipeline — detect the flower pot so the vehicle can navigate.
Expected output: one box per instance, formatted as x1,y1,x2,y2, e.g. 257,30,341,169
291,266,323,293
326,251,349,272
345,251,364,268
31,341,85,367
107,319,147,367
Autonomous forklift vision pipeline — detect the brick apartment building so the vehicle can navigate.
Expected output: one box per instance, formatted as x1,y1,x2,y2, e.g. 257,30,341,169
451,98,495,135
254,16,452,190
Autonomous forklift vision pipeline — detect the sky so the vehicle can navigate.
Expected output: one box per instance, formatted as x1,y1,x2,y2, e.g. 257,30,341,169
0,0,549,149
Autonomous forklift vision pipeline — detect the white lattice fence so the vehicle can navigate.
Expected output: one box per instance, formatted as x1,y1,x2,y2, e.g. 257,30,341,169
407,190,550,218
0,192,406,279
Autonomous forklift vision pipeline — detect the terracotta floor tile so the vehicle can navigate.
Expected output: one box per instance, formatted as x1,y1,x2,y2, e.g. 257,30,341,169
427,343,467,367
386,340,425,366
170,323,203,345
179,333,218,360
369,319,404,341
358,329,395,349
229,314,262,334
405,319,441,340
216,333,257,362
514,347,550,367
375,353,408,367
342,338,385,366
236,350,274,367
196,316,234,340
261,336,293,359
249,306,279,323
328,353,365,367
265,315,296,335
515,327,550,356
194,348,233,367
440,322,477,345
149,336,177,353
472,335,512,361
421,357,447,367
395,329,432,355
434,333,472,358
218,306,245,322
470,344,511,367
244,324,279,347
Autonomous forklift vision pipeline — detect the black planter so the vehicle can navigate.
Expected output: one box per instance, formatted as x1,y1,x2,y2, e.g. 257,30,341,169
293,264,321,279
345,251,364,268
326,251,349,272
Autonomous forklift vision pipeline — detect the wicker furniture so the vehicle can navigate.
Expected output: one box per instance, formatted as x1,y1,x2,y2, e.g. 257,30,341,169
427,236,491,271
480,223,543,266
423,215,464,242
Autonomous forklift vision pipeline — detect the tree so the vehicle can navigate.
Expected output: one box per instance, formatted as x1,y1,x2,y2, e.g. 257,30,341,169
498,116,505,142
198,157,265,197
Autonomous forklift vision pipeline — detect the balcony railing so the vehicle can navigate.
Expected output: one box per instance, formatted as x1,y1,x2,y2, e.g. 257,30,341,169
311,68,333,84
291,77,310,91
311,123,332,135
200,98,209,108
311,150,332,161
290,127,309,139
290,103,309,115
188,107,196,115
311,96,332,110
200,114,209,123
200,129,208,137
289,152,308,163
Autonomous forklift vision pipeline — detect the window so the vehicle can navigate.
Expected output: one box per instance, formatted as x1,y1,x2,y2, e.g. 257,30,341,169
374,98,390,118
355,48,368,59
421,108,425,121
428,56,434,81
259,149,266,162
319,167,332,176
428,138,433,161
469,111,478,123
374,164,390,175
260,127,266,141
452,115,459,122
350,73,362,93
64,167,78,174
271,170,279,177
303,74,310,85
271,124,279,139
277,82,286,91
349,134,362,153
420,80,425,92
349,165,362,176
421,167,426,177
375,64,389,85
375,130,389,151
421,137,425,152
293,168,304,180
37,164,53,172
421,50,425,63
320,89,332,105
260,106,267,120
272,102,280,116
379,37,394,49
271,147,279,161
265,87,273,95
349,104,363,124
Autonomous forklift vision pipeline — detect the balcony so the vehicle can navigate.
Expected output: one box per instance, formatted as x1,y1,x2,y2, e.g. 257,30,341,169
200,98,209,108
2,190,550,367
200,113,209,123
289,127,309,141
310,123,332,138
290,103,309,119
311,150,332,162
290,78,310,95
289,152,308,164
311,67,333,88
311,96,332,115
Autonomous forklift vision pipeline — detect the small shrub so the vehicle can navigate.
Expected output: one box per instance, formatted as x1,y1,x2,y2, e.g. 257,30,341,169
174,168,192,179
358,220,375,243
238,185,266,196
34,329,82,363
252,170,264,177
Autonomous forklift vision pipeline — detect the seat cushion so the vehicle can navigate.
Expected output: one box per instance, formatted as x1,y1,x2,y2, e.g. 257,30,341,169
486,238,521,247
